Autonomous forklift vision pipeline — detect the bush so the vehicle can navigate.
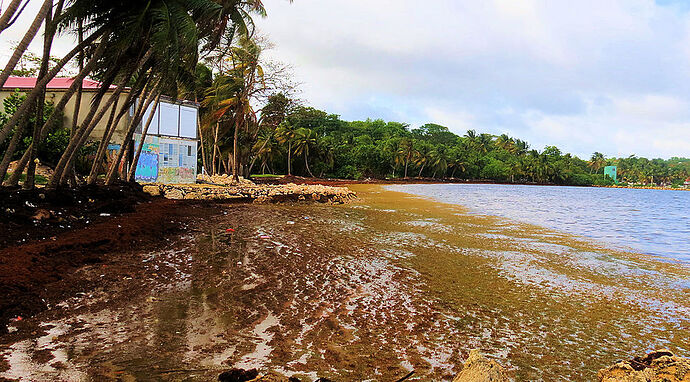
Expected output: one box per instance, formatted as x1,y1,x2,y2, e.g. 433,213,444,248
592,174,615,186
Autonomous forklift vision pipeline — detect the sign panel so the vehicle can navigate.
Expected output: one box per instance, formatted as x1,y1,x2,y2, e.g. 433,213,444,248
142,102,159,135
158,102,179,137
179,105,197,139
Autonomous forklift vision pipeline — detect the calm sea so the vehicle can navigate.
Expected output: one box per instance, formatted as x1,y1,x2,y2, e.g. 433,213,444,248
386,184,690,262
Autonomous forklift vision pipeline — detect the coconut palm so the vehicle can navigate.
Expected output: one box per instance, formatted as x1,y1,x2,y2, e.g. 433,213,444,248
292,127,317,177
396,138,414,178
589,152,606,174
275,121,297,176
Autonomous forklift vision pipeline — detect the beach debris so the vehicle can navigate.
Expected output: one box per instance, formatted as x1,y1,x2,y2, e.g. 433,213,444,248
260,235,270,239
32,209,52,221
286,221,295,225
218,368,259,382
10,316,22,322
99,213,111,217
453,349,509,382
598,349,690,382
226,228,236,233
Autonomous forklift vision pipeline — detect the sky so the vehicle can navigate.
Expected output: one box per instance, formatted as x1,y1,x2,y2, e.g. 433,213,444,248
2,0,690,159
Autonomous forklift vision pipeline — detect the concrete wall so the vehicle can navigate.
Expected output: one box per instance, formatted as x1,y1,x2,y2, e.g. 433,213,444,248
0,89,133,143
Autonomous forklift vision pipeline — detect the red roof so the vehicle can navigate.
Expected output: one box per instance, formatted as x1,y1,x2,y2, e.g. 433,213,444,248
2,76,116,90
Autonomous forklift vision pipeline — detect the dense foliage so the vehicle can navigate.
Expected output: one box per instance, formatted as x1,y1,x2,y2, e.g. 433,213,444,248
245,105,690,187
0,91,65,165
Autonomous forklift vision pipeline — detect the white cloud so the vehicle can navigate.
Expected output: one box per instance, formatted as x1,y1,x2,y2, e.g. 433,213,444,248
255,0,690,159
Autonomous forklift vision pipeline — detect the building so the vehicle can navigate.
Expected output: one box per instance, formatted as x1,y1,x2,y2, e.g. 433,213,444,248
604,165,617,184
0,76,198,184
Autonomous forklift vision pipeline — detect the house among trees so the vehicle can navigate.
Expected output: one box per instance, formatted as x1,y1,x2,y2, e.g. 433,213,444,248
1,76,198,184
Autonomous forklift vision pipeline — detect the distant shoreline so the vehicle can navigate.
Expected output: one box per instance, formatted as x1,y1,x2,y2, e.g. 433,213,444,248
251,175,690,191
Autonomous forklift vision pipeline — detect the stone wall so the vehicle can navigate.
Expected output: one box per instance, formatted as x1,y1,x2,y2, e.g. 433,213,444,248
142,183,357,204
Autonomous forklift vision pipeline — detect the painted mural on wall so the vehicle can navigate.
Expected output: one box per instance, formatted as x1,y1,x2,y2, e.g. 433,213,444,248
134,135,160,183
133,135,197,184
106,144,126,176
157,137,197,184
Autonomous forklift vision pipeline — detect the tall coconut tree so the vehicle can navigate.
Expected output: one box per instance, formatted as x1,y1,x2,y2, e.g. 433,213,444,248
589,152,606,174
275,121,296,176
292,127,316,177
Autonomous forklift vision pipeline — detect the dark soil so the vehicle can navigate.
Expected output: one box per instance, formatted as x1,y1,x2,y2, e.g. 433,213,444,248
0,182,150,248
0,183,220,333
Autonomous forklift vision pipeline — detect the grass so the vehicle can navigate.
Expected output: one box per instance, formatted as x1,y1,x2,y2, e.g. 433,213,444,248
3,172,49,185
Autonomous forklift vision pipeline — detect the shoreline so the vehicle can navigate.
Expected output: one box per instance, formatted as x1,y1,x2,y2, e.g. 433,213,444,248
1,184,688,380
252,175,690,191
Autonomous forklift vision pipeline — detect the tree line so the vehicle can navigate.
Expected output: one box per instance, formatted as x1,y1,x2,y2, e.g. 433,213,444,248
206,97,689,187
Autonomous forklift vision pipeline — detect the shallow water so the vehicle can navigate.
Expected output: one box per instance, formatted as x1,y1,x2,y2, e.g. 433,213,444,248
387,184,690,262
1,185,689,381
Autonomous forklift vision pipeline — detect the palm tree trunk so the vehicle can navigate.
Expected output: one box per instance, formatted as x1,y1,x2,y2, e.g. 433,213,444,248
104,80,159,185
304,151,314,177
127,93,160,182
56,52,151,187
86,97,120,184
4,38,107,187
0,29,103,144
198,115,207,175
65,17,84,187
0,112,31,182
287,141,292,176
0,0,52,89
418,164,425,177
88,72,149,185
404,158,409,178
0,0,23,34
212,122,219,175
24,0,63,189
247,136,270,176
50,76,122,188
232,118,240,182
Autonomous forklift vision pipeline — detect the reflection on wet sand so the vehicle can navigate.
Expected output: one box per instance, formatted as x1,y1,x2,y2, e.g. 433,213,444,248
1,185,689,381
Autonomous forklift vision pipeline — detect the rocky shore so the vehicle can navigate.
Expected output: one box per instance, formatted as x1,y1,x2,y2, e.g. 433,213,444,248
142,178,357,204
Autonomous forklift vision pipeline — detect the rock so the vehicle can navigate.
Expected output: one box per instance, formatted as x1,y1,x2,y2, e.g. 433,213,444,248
453,349,509,382
164,188,184,200
598,349,690,382
142,185,161,196
148,182,356,204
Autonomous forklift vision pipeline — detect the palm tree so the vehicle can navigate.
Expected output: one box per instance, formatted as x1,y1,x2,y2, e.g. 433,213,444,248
495,134,515,153
396,138,414,178
589,152,606,174
429,146,449,178
292,127,317,177
414,142,433,177
202,36,265,181
252,130,278,174
0,0,53,89
0,0,26,34
275,121,297,176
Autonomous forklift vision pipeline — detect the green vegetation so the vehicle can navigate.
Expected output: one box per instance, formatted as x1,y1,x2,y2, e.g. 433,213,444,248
4,173,48,185
199,96,690,186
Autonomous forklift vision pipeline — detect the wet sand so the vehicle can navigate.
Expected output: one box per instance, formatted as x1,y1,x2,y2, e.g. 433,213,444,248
1,185,688,381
